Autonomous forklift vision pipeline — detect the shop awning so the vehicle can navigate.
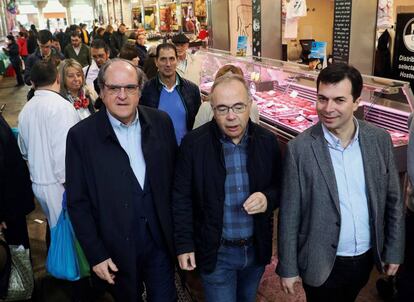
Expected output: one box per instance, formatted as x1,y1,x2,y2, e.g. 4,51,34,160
44,12,66,18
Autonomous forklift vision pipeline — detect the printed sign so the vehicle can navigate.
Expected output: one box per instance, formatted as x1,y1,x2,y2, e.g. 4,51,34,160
332,0,352,64
393,14,414,91
236,36,248,56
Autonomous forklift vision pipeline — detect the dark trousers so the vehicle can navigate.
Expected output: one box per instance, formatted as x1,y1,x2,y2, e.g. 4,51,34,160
11,59,24,85
110,223,176,302
3,215,30,248
396,208,414,301
303,249,373,302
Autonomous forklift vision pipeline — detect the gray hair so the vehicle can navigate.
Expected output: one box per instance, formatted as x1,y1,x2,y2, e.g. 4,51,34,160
97,58,146,92
209,73,251,104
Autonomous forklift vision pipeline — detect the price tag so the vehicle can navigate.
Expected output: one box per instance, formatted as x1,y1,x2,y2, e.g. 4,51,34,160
289,90,299,98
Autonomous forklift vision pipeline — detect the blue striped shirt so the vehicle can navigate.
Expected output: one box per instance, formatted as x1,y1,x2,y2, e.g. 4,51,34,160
221,132,253,240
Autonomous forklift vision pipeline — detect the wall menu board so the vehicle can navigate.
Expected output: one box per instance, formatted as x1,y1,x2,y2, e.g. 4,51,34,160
393,13,414,92
332,0,352,64
252,0,261,59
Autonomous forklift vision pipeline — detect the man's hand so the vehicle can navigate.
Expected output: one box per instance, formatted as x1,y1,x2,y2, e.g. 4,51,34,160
177,252,196,271
93,258,118,284
280,276,300,294
243,192,267,214
384,263,399,276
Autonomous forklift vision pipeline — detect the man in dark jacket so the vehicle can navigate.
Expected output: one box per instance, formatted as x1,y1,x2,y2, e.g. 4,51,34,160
173,74,282,302
64,31,91,67
24,29,65,86
134,32,147,68
0,115,34,249
3,35,24,86
110,23,128,57
66,59,178,302
140,43,201,145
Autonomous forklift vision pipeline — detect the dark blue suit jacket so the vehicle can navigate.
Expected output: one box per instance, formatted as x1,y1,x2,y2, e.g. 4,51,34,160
66,106,177,299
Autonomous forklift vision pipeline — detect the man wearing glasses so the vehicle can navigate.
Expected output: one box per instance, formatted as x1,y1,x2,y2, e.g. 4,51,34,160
172,73,282,302
66,58,178,301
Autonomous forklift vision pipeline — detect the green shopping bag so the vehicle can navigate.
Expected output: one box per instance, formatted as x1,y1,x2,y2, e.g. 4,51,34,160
74,239,90,278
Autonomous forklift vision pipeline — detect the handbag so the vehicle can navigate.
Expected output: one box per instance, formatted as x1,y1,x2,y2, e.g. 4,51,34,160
0,242,34,301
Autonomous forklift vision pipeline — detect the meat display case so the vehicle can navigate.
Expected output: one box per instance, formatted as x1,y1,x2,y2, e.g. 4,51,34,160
198,50,414,172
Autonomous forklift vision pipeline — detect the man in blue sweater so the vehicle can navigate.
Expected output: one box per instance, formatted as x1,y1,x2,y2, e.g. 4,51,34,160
140,43,200,145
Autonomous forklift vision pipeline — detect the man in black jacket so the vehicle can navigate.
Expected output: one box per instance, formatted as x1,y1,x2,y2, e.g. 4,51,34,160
24,29,65,86
24,29,65,100
110,23,127,58
0,115,34,249
140,43,200,145
66,59,178,302
173,74,282,302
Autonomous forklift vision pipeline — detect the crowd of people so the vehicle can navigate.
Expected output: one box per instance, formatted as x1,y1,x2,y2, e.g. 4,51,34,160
0,21,413,302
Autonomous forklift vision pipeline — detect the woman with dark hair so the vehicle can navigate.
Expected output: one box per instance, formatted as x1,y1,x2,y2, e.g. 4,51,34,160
119,42,141,67
103,25,114,48
94,27,105,41
3,35,24,86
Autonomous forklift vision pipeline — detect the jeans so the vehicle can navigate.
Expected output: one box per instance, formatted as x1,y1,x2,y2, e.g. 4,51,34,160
303,249,373,302
200,243,265,302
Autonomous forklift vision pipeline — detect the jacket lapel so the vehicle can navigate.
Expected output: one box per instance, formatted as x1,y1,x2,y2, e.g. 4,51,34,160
311,123,341,213
357,122,378,218
138,108,160,186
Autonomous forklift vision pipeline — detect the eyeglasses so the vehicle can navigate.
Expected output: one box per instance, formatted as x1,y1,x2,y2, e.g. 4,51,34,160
212,102,248,116
104,83,139,95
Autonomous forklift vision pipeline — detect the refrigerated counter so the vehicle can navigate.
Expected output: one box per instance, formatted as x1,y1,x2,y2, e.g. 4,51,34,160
198,50,414,173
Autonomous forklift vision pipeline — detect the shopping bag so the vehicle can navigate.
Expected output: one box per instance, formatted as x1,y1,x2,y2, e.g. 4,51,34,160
4,245,34,301
62,190,90,277
46,209,80,281
74,238,90,278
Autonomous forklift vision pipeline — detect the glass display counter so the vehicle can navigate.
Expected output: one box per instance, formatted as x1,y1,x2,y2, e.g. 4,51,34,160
198,50,414,172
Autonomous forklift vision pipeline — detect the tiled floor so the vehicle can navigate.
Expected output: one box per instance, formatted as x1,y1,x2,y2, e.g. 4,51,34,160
1,75,387,301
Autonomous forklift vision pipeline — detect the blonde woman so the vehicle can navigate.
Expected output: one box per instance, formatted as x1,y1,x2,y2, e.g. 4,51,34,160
59,59,97,120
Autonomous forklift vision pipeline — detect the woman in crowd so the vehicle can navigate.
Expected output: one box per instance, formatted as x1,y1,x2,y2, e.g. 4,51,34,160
2,34,24,86
16,32,28,66
193,64,260,129
119,42,141,67
59,59,96,120
103,25,114,49
94,27,105,42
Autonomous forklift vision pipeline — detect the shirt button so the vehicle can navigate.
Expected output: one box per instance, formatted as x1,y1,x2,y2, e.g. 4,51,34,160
238,187,241,191
125,237,130,242
124,202,128,208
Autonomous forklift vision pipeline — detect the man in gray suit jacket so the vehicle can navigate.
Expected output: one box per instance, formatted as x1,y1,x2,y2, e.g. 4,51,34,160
276,63,405,302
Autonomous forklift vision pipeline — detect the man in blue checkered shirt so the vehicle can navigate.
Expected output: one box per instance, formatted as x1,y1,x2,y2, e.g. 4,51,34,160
173,74,282,302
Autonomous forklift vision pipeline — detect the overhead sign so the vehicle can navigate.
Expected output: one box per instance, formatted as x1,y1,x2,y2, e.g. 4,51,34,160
332,0,352,64
393,13,414,90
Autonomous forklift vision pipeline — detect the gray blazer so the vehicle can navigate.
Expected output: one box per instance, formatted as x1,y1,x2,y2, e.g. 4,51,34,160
276,120,405,287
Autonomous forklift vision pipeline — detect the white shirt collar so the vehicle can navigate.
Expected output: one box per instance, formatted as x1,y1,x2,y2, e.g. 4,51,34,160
322,117,360,149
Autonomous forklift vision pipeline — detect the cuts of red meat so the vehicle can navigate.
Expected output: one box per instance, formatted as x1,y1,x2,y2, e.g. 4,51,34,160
254,90,318,132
